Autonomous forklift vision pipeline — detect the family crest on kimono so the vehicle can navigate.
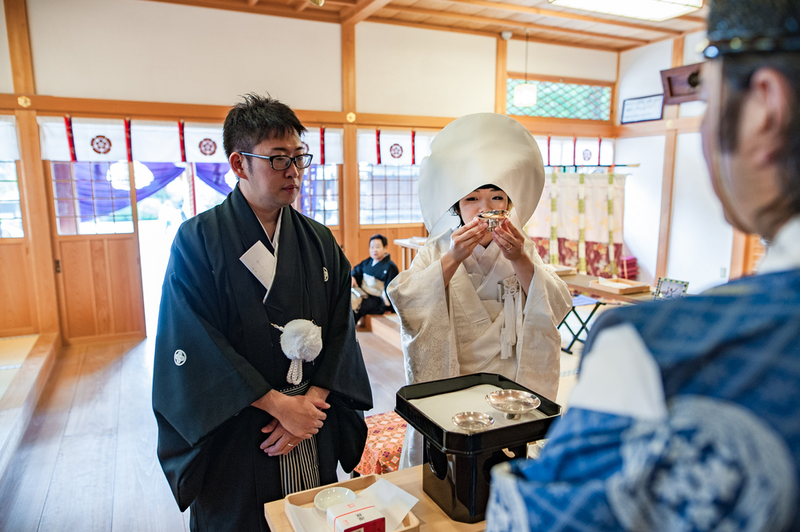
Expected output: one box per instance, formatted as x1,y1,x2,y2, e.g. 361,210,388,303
486,1,800,530
387,113,572,467
351,233,399,324
152,94,372,532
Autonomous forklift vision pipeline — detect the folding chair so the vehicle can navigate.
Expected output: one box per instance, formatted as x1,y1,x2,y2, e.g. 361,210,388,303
559,294,605,354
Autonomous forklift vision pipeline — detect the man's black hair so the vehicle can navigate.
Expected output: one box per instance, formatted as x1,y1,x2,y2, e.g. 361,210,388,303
223,93,306,159
369,234,388,247
719,52,800,221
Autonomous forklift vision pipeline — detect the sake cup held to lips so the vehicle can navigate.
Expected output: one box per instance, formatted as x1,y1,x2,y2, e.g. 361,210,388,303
477,209,510,231
314,487,356,514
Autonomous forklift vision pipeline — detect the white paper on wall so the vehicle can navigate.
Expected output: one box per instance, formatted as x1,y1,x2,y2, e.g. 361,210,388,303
0,116,20,161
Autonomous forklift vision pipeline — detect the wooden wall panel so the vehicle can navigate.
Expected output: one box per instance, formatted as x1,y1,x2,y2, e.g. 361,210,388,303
0,242,36,335
107,238,145,335
59,240,96,339
90,240,112,335
358,224,427,270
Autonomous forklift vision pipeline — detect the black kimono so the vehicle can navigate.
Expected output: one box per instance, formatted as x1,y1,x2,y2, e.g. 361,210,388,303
152,185,373,532
351,254,399,322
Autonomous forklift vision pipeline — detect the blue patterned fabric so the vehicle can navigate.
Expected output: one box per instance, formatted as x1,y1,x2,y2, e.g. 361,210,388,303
486,269,800,531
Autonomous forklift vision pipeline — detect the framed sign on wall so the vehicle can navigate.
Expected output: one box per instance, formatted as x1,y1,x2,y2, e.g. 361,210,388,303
620,94,665,124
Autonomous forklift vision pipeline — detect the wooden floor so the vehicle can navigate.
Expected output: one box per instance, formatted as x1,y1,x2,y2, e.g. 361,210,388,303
0,332,404,532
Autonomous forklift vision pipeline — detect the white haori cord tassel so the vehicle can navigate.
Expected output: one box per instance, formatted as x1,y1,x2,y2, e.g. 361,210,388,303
272,320,323,385
500,277,520,360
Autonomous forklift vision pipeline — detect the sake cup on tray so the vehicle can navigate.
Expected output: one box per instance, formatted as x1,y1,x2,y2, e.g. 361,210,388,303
314,487,356,514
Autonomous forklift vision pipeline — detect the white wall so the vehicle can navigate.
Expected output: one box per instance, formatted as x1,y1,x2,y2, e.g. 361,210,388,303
355,22,495,117
617,40,672,125
680,30,708,118
615,136,666,286
0,0,14,94
666,132,732,293
507,40,617,82
26,0,342,110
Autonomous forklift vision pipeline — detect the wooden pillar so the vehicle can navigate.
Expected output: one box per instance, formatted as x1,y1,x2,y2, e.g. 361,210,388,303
494,37,507,114
4,0,36,94
654,36,684,280
341,22,360,264
16,110,59,334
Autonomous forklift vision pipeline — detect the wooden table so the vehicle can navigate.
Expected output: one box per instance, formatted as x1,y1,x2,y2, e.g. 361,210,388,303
560,274,654,304
265,465,486,532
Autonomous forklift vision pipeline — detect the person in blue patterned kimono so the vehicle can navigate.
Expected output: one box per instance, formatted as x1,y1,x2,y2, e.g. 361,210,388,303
485,1,800,531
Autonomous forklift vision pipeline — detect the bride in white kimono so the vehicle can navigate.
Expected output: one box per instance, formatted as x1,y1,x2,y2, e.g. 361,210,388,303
387,113,572,467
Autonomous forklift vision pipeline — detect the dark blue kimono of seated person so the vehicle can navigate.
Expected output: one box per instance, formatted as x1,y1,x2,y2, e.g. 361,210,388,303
351,238,399,323
152,185,373,532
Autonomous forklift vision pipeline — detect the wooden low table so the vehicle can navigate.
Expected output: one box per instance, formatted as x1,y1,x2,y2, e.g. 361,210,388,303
265,465,487,532
560,274,654,305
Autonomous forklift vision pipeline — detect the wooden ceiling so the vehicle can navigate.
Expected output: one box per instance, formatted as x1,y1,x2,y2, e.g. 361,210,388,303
146,0,707,52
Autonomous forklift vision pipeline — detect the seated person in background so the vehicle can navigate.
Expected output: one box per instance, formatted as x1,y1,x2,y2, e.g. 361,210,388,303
485,1,800,530
388,113,572,467
351,233,399,324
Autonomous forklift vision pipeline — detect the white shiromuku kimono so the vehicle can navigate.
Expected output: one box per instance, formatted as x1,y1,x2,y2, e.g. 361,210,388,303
388,231,571,466
387,113,573,467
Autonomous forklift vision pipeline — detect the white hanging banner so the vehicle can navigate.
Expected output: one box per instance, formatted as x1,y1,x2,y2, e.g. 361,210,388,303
413,131,437,163
301,128,344,165
379,130,413,166
72,117,128,162
357,130,378,165
130,120,182,162
0,116,20,161
184,122,227,163
37,116,71,161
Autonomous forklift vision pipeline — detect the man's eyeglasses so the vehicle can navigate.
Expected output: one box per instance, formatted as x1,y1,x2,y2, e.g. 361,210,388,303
239,152,313,170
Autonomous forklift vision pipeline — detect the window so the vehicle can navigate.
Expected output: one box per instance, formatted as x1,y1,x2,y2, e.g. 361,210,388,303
359,164,422,225
51,162,134,235
507,76,613,121
298,164,339,226
0,162,23,238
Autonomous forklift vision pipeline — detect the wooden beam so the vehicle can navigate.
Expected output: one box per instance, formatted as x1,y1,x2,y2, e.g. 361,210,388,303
0,93,347,124
507,71,615,87
143,0,341,24
15,110,60,334
512,115,616,137
381,5,651,45
303,14,626,52
295,0,310,12
248,0,260,5
442,0,684,36
342,23,356,113
654,35,685,280
616,115,702,138
340,0,395,25
341,126,360,263
505,31,622,52
4,0,36,94
655,128,677,280
728,229,748,280
495,37,507,114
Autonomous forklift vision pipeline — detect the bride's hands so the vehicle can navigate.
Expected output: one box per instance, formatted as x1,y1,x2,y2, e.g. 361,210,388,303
448,217,489,264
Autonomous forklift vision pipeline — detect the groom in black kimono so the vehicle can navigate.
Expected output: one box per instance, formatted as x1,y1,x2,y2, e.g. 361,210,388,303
152,94,373,532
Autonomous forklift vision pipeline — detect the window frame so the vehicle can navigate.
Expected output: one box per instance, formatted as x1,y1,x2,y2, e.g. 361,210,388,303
506,72,616,123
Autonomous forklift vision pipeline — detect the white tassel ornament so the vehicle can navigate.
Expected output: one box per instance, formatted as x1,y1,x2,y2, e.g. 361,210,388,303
272,319,323,385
